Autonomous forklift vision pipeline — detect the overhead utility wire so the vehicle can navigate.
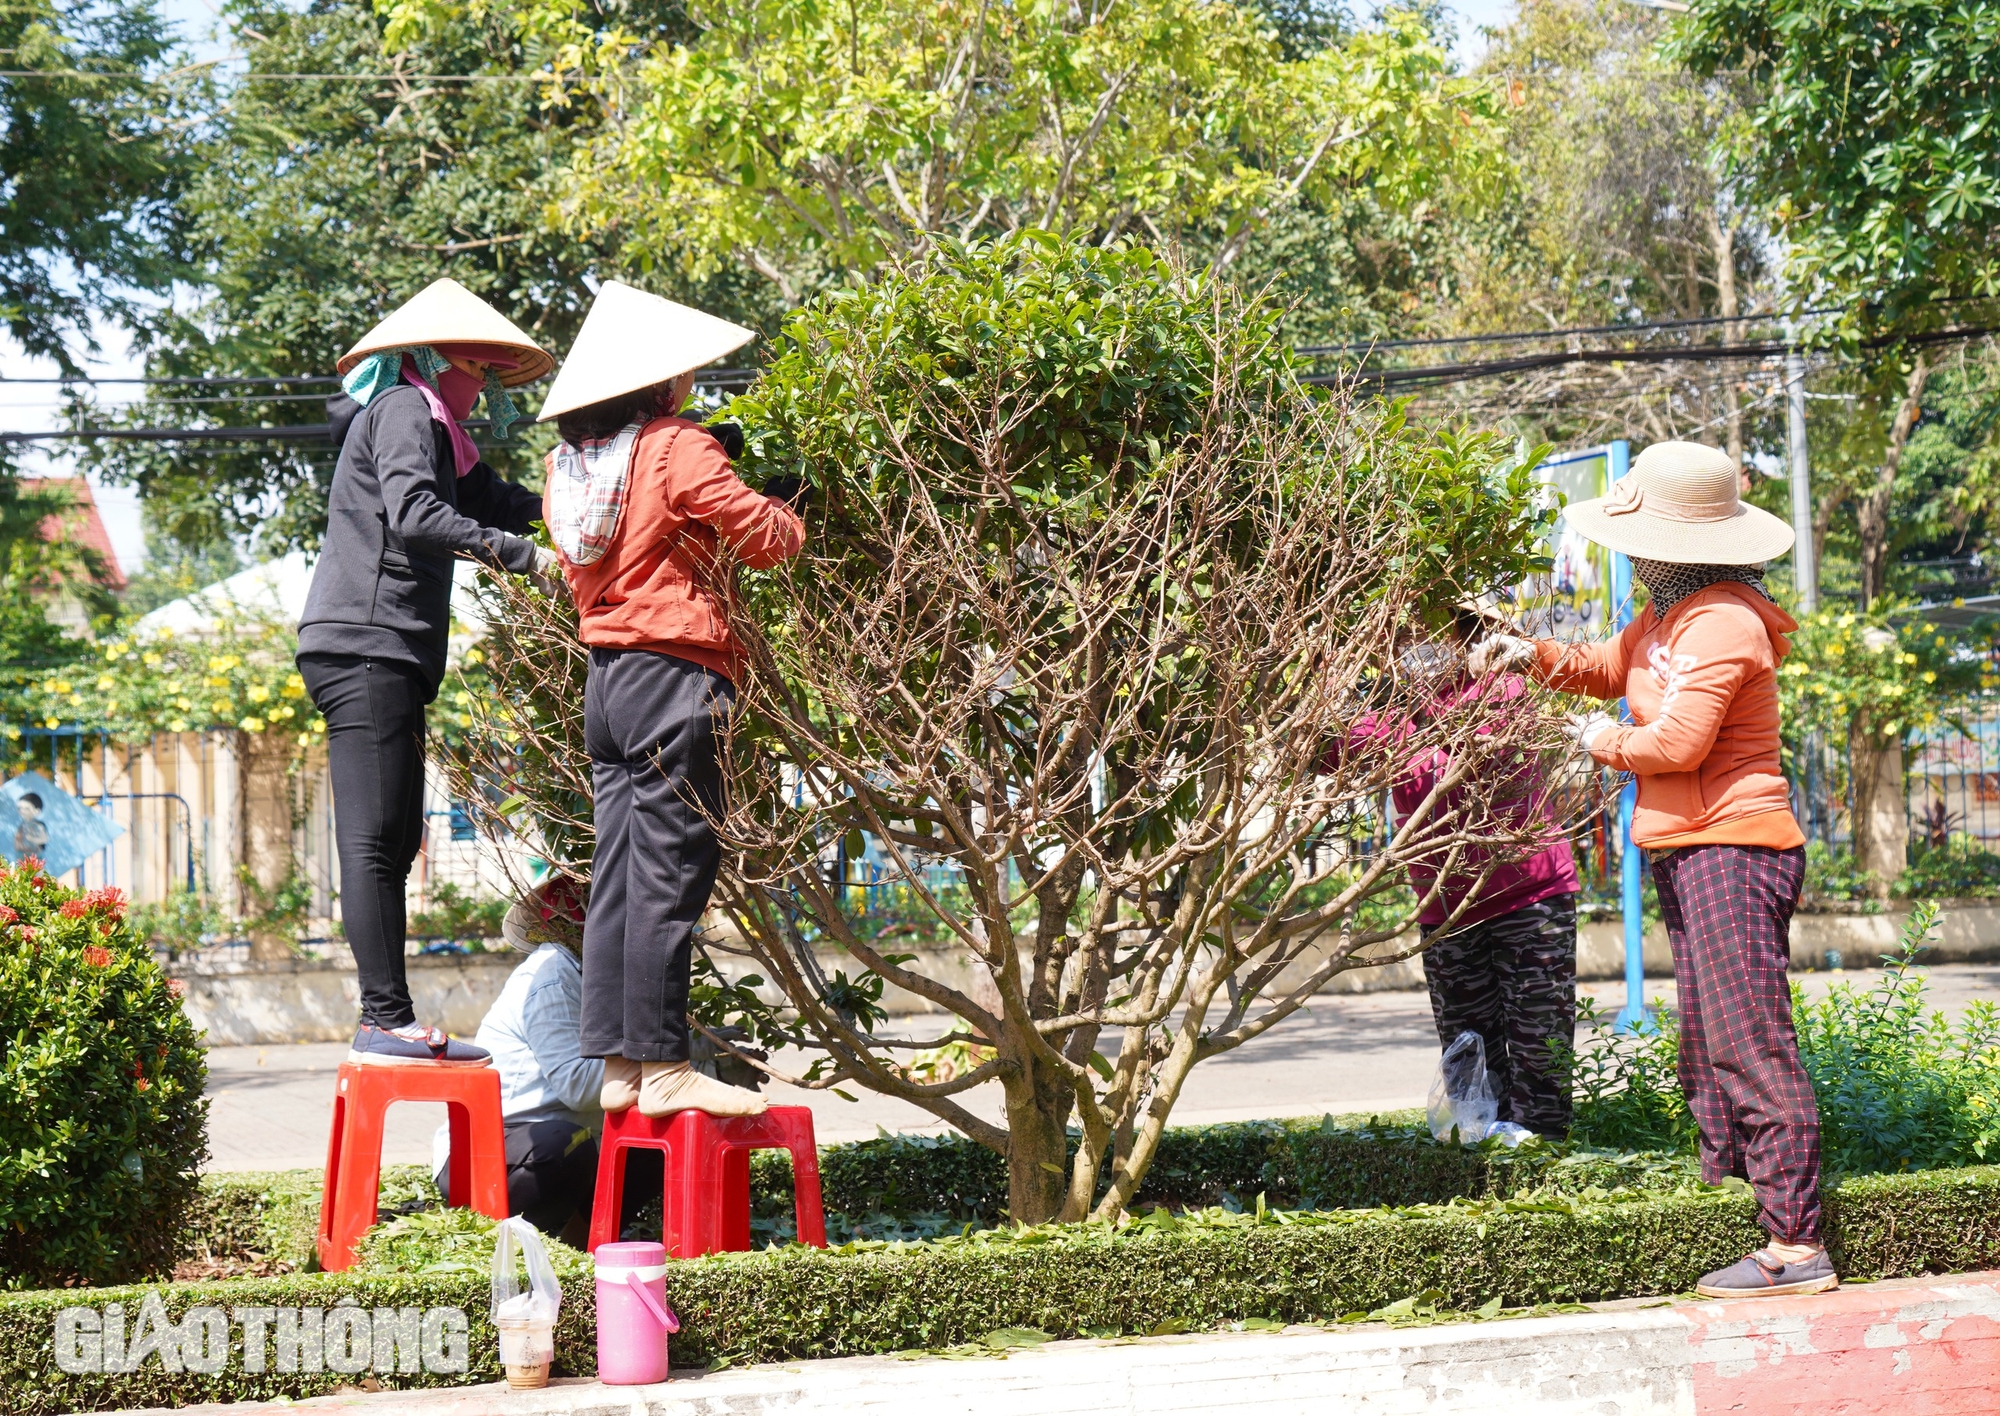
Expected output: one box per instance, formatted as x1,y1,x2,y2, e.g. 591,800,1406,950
0,370,760,442
1317,323,1999,392
1297,309,1840,356
0,67,590,83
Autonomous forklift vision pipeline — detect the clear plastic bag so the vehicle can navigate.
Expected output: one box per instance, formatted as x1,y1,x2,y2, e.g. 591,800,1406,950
1426,1030,1499,1144
491,1215,563,1325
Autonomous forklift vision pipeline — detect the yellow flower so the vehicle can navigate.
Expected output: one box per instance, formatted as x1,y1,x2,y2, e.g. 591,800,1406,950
247,685,270,703
211,699,231,715
96,675,114,691
275,705,296,720
168,719,188,733
462,647,484,665
1923,671,1937,683
43,717,59,729
1936,636,1947,648
142,653,161,667
454,691,471,706
1837,613,1855,628
175,697,193,711
239,716,266,733
51,680,72,695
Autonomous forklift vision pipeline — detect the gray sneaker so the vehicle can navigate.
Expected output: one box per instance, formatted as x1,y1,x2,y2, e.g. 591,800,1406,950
348,1023,491,1067
1695,1248,1839,1299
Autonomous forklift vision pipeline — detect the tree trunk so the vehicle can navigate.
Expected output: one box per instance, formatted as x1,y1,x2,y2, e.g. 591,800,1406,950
1848,714,1907,900
240,731,297,961
1001,1056,1074,1223
1856,356,1931,608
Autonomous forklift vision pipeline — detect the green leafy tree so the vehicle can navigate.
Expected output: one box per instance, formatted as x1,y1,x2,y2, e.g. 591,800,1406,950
83,0,776,556
0,0,186,367
440,0,1505,309
1778,608,1985,895
0,473,114,687
1675,0,2000,606
1449,0,1770,455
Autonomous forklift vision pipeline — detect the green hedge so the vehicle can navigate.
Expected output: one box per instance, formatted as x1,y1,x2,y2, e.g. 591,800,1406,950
10,1164,2000,1411
749,1116,1703,1224
0,1269,599,1415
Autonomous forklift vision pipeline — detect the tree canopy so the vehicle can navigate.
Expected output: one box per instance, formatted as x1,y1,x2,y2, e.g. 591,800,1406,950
1675,0,2000,336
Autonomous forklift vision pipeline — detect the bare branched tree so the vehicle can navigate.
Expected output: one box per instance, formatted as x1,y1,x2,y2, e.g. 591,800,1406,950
447,234,1580,1223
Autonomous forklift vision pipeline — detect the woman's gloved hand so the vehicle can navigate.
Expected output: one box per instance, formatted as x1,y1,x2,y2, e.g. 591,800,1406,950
528,544,567,600
1466,633,1536,676
760,474,811,508
1565,711,1618,753
705,421,746,459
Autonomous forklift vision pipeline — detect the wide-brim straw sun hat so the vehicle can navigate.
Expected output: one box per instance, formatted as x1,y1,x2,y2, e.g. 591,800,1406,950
1561,440,1794,565
336,277,554,387
537,281,756,423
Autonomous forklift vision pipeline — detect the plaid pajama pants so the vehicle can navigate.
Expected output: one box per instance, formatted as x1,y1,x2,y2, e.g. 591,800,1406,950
1651,843,1820,1243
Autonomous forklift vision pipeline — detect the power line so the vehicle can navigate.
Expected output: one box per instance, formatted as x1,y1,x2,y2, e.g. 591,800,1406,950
1297,309,1838,356
1324,324,1998,392
0,374,338,386
0,66,592,84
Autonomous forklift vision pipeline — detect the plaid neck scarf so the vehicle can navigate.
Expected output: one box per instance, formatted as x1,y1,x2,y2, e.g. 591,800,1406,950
1630,558,1776,616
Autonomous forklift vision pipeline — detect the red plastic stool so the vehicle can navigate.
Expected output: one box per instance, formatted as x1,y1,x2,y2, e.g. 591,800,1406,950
587,1104,827,1257
316,1061,509,1272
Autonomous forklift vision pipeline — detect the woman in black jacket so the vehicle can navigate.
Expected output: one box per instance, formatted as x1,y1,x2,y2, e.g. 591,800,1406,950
298,278,560,1066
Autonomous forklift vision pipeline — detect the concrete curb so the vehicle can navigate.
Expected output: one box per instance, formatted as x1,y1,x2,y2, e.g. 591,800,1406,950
120,1271,2000,1416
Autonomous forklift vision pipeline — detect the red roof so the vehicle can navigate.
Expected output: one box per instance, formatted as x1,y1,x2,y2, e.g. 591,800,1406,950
34,477,127,591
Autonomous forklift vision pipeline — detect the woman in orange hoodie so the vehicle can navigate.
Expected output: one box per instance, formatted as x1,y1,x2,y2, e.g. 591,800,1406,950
536,284,806,1121
1472,440,1833,1300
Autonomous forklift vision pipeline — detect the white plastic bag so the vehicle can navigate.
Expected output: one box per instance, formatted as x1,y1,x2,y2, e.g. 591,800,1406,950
491,1215,563,1324
1426,1031,1499,1144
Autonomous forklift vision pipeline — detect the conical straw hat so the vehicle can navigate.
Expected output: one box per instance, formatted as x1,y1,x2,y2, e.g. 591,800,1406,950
1561,440,1794,566
537,282,756,422
337,278,554,387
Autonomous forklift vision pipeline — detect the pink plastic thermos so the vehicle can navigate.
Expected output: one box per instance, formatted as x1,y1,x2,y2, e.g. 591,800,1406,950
594,1241,678,1384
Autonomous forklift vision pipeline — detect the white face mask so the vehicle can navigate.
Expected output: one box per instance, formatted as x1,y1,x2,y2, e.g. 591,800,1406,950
1398,644,1455,679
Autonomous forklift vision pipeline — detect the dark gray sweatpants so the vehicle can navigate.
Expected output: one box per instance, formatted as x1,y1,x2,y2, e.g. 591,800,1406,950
580,647,734,1063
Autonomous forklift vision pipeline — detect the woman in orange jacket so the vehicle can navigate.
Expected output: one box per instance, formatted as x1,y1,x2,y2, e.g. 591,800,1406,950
1472,440,1834,1299
536,284,806,1120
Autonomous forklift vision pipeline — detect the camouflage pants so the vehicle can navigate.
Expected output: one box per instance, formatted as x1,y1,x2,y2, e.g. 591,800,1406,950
1421,894,1579,1138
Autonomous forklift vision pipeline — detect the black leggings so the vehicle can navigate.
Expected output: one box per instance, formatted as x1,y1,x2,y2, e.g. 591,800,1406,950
299,653,430,1029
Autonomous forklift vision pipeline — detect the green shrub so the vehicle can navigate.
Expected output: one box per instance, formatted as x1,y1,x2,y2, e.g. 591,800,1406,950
408,882,507,945
127,886,229,961
1800,839,1880,909
1556,901,2000,1172
1795,903,2000,1171
0,861,207,1288
745,1116,1701,1234
1898,838,2000,900
1561,998,1697,1154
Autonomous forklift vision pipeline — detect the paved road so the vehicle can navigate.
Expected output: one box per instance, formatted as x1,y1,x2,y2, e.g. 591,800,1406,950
201,963,2000,1172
